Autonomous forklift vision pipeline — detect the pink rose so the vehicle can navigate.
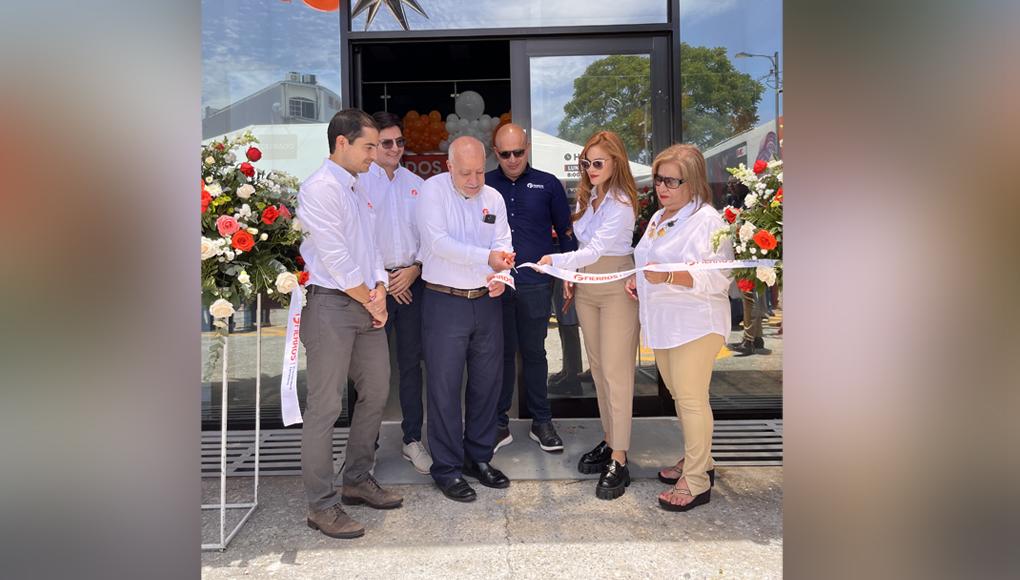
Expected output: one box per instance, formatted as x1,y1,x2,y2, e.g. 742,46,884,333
216,215,240,237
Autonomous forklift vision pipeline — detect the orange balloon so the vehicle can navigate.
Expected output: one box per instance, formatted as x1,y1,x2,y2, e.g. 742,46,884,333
301,0,340,12
428,110,441,122
405,110,420,120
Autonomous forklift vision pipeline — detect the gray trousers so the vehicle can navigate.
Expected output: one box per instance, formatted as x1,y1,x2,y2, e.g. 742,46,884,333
741,289,766,342
299,290,390,512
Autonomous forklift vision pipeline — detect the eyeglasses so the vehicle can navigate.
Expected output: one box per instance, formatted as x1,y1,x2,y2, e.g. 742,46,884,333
653,174,686,189
579,158,607,171
497,149,526,160
380,137,406,149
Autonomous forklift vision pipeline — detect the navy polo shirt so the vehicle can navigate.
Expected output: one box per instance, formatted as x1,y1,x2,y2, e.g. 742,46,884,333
485,165,577,285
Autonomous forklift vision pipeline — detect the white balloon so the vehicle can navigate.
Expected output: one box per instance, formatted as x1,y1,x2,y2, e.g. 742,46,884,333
455,90,485,121
446,113,459,124
480,114,492,125
439,140,450,152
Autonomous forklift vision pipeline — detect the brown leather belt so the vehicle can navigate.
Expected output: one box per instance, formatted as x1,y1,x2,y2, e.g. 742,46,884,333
425,282,489,300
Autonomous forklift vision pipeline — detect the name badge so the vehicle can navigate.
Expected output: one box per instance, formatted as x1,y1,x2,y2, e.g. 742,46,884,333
483,214,496,224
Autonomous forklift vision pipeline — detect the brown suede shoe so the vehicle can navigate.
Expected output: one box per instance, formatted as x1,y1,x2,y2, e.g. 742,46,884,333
341,475,403,510
306,504,365,539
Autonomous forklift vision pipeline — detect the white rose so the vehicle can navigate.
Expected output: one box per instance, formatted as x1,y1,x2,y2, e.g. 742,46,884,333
291,218,303,232
225,152,236,163
201,237,217,260
744,193,758,208
259,233,268,241
209,298,235,319
739,222,756,243
756,266,777,287
275,272,299,294
236,184,256,199
237,270,250,285
205,182,223,197
225,249,235,260
204,156,215,165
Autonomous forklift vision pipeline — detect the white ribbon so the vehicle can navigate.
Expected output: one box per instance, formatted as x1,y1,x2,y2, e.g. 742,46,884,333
279,285,304,426
517,259,779,284
489,271,516,290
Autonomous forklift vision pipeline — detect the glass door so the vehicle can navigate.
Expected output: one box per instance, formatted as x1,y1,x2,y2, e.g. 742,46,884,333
510,36,674,418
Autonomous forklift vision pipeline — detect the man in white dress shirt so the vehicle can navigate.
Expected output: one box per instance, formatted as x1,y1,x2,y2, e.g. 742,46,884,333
416,136,515,502
298,109,402,540
357,110,432,475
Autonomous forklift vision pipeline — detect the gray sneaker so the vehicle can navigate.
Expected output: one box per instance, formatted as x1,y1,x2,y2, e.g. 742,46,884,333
401,440,433,475
307,504,365,539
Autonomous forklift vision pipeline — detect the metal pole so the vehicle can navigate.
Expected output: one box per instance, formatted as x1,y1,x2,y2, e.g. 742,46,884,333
218,330,228,548
254,294,261,504
773,50,780,157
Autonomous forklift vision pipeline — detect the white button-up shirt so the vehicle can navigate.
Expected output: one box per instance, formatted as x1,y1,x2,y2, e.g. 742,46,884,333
551,189,635,270
356,162,424,269
634,201,734,349
416,172,513,290
297,159,387,292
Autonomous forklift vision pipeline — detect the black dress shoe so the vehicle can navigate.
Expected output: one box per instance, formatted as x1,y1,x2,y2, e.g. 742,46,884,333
578,440,612,474
436,477,477,502
595,459,630,500
462,461,510,489
529,422,564,453
658,468,717,487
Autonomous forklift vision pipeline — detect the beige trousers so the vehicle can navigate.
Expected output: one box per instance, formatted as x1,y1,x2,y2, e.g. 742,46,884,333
574,255,640,452
654,333,724,495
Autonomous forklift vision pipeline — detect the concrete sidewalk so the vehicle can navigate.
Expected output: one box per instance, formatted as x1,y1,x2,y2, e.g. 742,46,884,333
201,467,782,578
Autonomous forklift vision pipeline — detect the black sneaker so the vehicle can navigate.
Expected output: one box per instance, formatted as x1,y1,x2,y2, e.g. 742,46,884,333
727,340,754,355
529,422,564,453
752,336,773,355
493,424,513,453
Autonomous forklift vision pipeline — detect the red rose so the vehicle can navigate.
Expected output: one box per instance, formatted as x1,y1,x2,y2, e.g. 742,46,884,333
201,189,211,213
239,162,255,178
753,229,778,250
231,230,255,252
278,204,291,219
295,255,304,267
753,160,768,174
775,187,783,203
737,278,755,293
246,147,262,162
724,207,737,223
297,271,309,286
214,143,224,151
261,205,280,225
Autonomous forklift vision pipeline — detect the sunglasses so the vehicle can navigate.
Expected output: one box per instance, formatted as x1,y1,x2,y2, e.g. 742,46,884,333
380,137,406,149
497,149,526,160
653,174,686,189
579,158,607,170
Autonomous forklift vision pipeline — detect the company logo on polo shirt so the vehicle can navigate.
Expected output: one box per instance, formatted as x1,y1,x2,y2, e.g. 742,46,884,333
482,208,489,215
410,188,418,197
526,182,545,189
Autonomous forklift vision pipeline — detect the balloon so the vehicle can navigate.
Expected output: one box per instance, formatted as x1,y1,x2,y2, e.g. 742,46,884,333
480,114,491,125
454,90,485,121
446,113,459,124
428,110,441,122
439,140,449,152
405,110,420,121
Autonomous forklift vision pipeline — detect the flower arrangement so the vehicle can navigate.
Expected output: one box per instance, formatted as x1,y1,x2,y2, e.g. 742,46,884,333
712,158,783,292
201,132,307,328
633,184,658,246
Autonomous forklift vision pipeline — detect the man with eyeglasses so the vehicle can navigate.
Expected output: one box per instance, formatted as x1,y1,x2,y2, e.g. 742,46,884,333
485,123,576,454
355,111,432,475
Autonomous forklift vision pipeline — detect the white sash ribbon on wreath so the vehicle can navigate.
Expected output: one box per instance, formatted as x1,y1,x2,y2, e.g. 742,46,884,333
516,259,779,284
280,286,304,426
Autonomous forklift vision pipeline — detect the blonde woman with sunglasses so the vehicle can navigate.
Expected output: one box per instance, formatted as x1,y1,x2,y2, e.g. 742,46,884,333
538,130,639,500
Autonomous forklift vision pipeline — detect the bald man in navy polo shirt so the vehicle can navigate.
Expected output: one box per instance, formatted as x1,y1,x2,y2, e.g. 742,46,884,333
485,123,577,454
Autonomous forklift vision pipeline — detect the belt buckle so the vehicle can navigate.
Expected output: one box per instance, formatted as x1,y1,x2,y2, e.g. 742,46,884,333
467,288,484,299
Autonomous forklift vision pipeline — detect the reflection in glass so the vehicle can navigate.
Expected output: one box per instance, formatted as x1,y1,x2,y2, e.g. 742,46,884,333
351,0,667,32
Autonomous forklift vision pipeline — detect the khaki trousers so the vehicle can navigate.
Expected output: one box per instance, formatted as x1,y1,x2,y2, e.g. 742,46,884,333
654,333,724,495
574,255,640,452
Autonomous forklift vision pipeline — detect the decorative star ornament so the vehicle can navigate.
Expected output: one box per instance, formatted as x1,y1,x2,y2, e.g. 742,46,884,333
351,0,429,31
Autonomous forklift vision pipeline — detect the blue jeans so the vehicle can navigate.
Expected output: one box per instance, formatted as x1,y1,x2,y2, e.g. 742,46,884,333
498,282,553,427
385,277,425,444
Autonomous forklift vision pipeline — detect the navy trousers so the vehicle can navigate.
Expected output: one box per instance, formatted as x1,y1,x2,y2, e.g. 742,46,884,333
497,282,553,428
385,277,425,444
422,288,503,484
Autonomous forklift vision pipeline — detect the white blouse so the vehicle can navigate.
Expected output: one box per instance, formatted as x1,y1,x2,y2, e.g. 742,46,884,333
634,201,734,350
550,189,635,271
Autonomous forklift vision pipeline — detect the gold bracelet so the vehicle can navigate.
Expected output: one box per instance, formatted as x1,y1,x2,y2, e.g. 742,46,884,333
666,271,673,285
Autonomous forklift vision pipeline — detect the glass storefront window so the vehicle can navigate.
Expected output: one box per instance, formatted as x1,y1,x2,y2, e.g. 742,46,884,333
350,0,667,32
